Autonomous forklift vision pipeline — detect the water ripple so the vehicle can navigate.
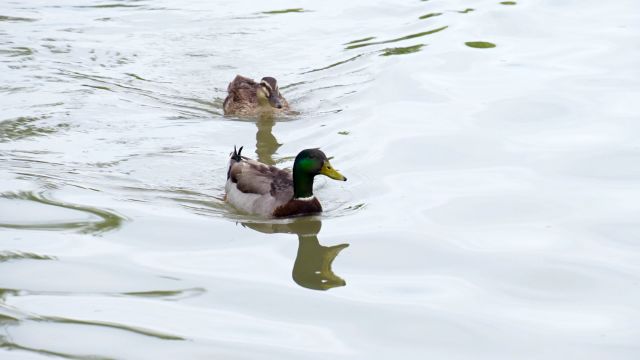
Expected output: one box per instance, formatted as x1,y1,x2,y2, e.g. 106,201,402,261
0,191,125,234
0,251,56,263
261,8,308,15
37,316,185,340
344,26,447,50
0,15,37,22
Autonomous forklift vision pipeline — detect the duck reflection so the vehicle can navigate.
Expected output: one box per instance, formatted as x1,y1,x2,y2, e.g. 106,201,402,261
244,114,347,290
255,112,281,165
242,218,348,290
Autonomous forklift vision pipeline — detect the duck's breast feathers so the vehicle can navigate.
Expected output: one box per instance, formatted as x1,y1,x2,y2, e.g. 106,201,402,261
228,157,293,200
273,197,322,217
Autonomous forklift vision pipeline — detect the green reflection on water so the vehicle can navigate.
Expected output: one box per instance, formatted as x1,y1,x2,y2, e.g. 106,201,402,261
0,47,33,57
255,113,281,166
74,4,141,8
38,316,184,340
345,26,447,49
380,44,424,56
0,251,56,263
243,218,348,291
124,73,150,81
0,191,124,234
262,8,306,15
0,289,18,304
123,290,187,298
0,15,36,22
0,116,68,142
0,313,184,359
458,8,475,13
0,341,113,360
82,84,113,91
344,36,376,45
419,12,442,20
0,313,18,324
294,236,348,290
304,54,363,74
123,287,205,300
465,41,497,48
500,1,517,5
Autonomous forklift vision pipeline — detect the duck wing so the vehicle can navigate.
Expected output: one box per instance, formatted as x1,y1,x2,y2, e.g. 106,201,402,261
228,156,293,201
227,75,258,100
227,75,257,90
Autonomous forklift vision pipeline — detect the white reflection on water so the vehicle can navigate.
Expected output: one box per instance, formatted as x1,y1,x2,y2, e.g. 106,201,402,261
2,0,640,358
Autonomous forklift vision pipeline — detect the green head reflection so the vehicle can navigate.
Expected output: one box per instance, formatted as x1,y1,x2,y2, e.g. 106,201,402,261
242,218,349,291
293,233,348,290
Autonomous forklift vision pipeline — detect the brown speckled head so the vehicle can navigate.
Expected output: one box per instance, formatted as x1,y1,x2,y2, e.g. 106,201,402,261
260,77,278,91
259,77,283,109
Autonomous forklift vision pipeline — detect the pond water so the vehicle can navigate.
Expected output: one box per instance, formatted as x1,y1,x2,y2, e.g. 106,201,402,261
2,0,640,358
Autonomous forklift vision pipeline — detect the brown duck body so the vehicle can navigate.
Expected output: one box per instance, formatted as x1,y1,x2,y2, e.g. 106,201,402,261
223,75,290,116
225,150,321,217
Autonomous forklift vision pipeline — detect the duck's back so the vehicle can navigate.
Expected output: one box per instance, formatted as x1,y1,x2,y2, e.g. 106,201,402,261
223,75,259,115
226,156,294,216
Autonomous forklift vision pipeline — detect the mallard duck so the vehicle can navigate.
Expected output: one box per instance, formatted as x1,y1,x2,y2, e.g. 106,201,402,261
225,146,347,217
223,75,290,116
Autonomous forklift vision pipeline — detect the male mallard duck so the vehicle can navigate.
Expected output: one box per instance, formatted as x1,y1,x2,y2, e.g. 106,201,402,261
225,146,347,217
223,75,290,116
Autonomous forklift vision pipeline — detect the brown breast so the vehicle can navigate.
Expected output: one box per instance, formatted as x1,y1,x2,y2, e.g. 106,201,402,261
272,197,322,217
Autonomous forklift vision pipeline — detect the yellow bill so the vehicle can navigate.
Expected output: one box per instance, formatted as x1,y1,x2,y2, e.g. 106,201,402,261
320,161,347,181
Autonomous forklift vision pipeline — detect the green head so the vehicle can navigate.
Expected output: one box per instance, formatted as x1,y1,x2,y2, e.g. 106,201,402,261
292,149,347,199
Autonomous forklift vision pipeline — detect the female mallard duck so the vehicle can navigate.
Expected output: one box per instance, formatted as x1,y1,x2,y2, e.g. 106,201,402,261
225,146,347,217
223,75,290,116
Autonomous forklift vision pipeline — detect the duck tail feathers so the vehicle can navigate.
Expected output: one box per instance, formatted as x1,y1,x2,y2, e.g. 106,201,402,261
231,145,244,162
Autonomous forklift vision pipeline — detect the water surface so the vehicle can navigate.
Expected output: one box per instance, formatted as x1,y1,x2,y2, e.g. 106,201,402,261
2,0,640,358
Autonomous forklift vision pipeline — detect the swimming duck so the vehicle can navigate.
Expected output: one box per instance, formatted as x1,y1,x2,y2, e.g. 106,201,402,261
225,146,347,217
223,75,290,116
